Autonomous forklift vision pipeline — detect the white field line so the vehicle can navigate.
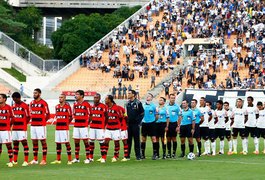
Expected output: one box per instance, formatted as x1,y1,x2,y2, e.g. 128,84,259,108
196,159,264,165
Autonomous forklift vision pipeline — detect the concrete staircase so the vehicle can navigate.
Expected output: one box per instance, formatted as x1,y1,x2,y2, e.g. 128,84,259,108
0,78,18,94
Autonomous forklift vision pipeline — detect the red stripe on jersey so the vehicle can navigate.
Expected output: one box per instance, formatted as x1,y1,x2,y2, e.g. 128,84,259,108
106,104,122,130
73,101,91,127
90,103,107,129
12,102,30,131
55,103,72,130
0,104,13,131
30,99,50,126
117,106,127,131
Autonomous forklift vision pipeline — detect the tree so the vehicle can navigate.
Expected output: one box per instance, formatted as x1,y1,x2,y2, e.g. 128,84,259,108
16,6,42,42
52,6,140,62
0,1,26,36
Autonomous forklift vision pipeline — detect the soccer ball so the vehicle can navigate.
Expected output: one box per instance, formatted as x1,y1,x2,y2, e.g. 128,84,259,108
187,152,196,160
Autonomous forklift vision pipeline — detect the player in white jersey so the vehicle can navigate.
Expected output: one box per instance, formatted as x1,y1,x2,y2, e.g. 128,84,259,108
206,101,216,156
224,102,233,155
231,98,248,155
213,100,228,155
256,102,265,154
199,97,212,156
245,96,259,154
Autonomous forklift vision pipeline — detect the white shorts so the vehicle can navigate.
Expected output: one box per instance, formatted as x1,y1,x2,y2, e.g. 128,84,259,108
12,131,27,141
104,129,121,141
121,130,128,140
55,130,70,143
73,127,89,139
89,128,105,140
0,131,12,144
31,126,46,140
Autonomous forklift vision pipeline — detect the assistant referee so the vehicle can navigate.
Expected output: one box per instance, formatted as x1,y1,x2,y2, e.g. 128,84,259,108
177,100,196,157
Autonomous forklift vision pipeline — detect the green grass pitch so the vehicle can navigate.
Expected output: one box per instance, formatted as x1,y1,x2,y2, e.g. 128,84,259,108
0,126,265,180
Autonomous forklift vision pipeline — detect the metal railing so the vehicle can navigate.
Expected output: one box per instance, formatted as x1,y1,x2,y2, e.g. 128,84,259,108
45,1,151,90
0,32,66,72
14,0,149,8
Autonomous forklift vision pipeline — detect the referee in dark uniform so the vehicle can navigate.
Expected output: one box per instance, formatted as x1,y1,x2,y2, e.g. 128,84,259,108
126,90,144,160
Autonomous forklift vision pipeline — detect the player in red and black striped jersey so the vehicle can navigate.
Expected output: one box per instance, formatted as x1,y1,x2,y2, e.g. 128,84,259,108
11,92,30,167
50,94,72,165
29,88,50,165
102,95,122,163
89,93,107,162
117,105,129,161
0,93,14,167
71,90,91,164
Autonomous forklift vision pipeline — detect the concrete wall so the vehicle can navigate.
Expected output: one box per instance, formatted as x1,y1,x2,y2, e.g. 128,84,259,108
0,68,31,97
0,45,43,76
0,61,12,68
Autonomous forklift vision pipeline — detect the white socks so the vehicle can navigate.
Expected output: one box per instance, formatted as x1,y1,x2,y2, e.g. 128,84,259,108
220,140,224,154
228,140,232,152
205,140,210,154
211,141,216,155
242,138,247,153
263,139,265,151
246,138,248,152
254,137,259,152
233,139,237,152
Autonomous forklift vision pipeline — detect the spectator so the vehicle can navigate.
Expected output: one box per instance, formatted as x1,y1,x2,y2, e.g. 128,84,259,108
162,82,171,98
135,85,140,99
150,74,155,88
20,84,24,97
118,86,122,99
112,86,117,99
122,85,127,99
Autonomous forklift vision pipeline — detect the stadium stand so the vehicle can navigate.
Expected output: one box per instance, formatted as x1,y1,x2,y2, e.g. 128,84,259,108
51,0,265,99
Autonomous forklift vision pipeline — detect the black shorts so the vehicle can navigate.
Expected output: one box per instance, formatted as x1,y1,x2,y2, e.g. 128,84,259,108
245,126,257,138
257,128,265,138
232,128,246,137
215,128,225,139
209,129,216,140
200,127,209,139
193,124,200,138
167,122,177,137
141,122,156,137
155,122,167,138
225,130,231,139
180,124,192,138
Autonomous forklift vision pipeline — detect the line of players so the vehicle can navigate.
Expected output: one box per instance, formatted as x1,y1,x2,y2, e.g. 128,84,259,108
141,94,265,159
0,89,130,167
1,89,265,167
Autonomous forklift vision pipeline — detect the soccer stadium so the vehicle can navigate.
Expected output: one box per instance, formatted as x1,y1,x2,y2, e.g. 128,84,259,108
0,0,265,179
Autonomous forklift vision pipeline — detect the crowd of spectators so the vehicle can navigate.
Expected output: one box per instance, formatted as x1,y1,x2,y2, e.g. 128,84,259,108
79,0,265,97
